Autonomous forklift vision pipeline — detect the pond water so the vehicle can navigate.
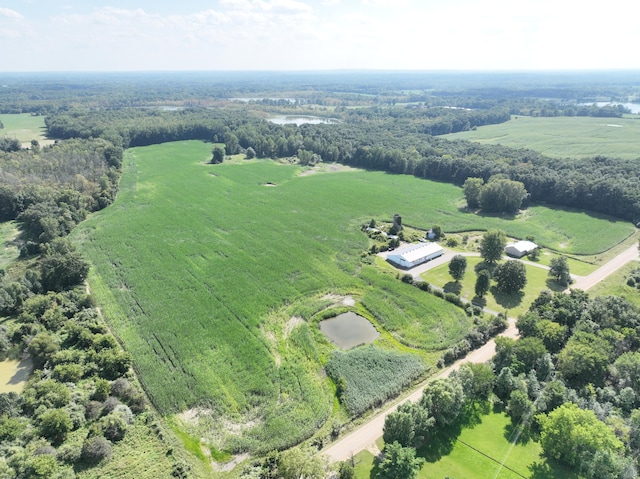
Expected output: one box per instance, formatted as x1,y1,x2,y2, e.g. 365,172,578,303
267,115,340,126
319,312,379,349
580,102,640,114
0,357,32,394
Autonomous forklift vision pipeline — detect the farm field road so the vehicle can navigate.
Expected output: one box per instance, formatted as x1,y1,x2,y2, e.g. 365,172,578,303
321,243,638,463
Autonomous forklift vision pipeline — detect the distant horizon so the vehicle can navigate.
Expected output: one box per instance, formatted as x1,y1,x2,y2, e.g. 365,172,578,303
2,1,638,72
2,68,640,75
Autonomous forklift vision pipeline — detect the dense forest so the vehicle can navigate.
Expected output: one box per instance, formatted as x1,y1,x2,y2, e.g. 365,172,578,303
380,290,640,479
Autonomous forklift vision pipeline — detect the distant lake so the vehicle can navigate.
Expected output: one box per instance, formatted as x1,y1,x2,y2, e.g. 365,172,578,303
319,312,379,349
268,115,340,126
581,102,640,114
232,97,295,103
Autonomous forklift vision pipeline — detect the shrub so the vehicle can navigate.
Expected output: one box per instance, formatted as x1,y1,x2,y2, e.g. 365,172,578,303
81,436,112,464
100,413,128,441
444,292,463,307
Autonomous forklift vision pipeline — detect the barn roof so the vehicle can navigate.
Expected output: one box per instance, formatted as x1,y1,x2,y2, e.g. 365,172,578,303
392,242,443,262
506,240,538,253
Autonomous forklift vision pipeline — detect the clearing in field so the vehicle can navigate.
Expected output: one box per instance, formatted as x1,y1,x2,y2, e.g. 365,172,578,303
444,115,640,160
72,140,635,454
0,113,52,147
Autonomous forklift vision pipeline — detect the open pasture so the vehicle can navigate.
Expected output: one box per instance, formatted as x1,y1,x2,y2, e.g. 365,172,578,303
0,113,51,146
444,115,640,159
73,141,633,453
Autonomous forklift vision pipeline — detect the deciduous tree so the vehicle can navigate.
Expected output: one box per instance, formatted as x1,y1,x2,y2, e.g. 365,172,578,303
474,269,491,298
377,441,424,479
494,260,527,294
480,229,506,264
538,403,623,468
463,177,484,209
448,254,467,282
549,256,572,286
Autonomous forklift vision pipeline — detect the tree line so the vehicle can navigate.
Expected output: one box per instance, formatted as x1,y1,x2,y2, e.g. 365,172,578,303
42,106,640,224
370,289,640,478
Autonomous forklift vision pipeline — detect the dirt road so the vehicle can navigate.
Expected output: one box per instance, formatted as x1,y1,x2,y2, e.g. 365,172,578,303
321,243,638,463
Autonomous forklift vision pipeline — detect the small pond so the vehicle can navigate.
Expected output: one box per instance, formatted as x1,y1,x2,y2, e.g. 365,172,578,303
267,115,340,126
319,312,379,349
0,357,32,394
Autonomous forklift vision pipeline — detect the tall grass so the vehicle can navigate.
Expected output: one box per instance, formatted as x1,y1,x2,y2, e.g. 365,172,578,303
325,345,425,416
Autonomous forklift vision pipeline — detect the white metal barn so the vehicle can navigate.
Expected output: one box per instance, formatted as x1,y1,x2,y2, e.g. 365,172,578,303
387,242,444,269
505,240,538,258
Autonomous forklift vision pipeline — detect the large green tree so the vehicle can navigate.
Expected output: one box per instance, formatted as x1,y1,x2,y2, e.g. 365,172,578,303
38,408,73,445
549,256,572,286
557,331,612,387
538,403,623,468
448,254,467,282
383,410,414,447
474,269,491,298
419,378,464,427
479,178,528,213
377,442,424,479
463,177,484,209
494,260,527,294
210,146,225,164
277,446,328,479
480,229,506,264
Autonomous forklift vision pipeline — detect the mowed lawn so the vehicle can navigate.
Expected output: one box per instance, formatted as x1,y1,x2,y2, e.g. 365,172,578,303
72,140,634,452
355,412,577,479
422,412,577,479
444,115,640,160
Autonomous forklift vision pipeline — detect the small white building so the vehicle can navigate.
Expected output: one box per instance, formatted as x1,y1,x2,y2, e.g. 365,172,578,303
505,240,538,258
387,242,444,269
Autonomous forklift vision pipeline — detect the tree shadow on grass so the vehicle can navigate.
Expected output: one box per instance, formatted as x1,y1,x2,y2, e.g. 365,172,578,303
474,261,496,275
443,281,462,295
503,420,536,446
545,279,567,292
529,458,580,479
471,296,487,308
417,401,491,463
491,286,524,310
416,424,460,463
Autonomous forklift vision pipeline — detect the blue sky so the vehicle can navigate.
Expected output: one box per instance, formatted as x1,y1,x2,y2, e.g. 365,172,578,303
1,0,637,72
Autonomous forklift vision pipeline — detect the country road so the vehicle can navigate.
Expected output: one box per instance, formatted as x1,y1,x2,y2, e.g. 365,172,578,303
321,243,639,463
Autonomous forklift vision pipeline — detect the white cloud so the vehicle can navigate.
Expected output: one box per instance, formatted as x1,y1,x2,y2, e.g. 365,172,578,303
1,0,637,71
0,7,23,19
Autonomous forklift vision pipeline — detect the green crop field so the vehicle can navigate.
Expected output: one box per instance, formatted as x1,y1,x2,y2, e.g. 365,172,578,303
0,113,49,144
72,140,634,454
444,115,640,159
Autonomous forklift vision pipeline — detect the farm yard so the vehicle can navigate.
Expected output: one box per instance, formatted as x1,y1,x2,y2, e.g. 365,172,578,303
71,139,636,457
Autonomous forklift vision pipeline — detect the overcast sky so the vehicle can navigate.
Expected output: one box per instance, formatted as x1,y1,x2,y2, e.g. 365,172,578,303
1,0,637,72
